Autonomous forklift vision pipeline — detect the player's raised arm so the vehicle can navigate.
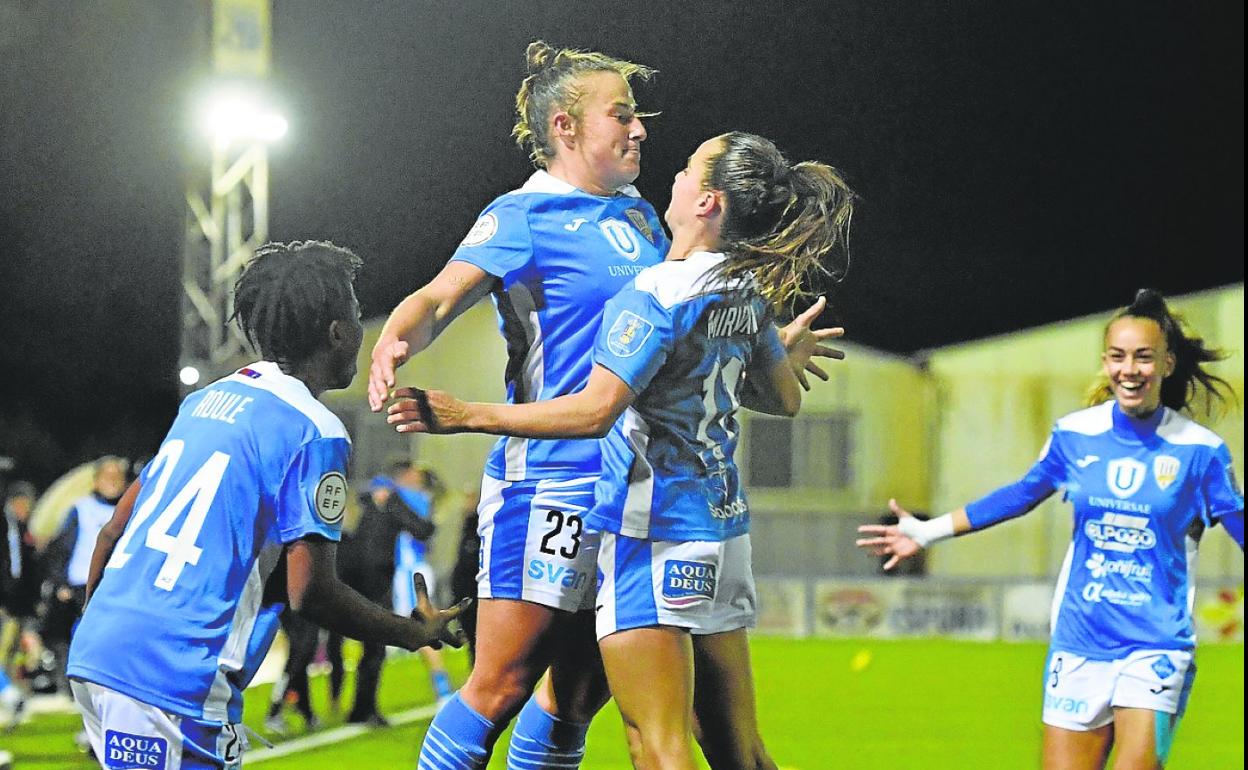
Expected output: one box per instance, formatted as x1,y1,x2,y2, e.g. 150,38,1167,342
285,536,468,651
368,260,494,412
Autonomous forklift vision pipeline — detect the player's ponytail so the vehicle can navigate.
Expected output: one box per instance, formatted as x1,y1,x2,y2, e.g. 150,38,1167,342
513,41,655,168
704,132,855,312
1086,288,1235,417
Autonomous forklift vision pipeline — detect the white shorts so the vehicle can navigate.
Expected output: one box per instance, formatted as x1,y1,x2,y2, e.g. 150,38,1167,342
72,680,246,769
1041,648,1196,731
393,561,436,617
476,475,599,612
595,532,756,641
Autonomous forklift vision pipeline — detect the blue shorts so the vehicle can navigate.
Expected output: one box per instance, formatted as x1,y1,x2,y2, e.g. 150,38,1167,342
595,532,756,640
72,680,245,769
476,475,599,612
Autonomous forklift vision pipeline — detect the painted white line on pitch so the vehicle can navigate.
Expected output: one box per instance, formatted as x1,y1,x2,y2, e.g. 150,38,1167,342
246,703,439,763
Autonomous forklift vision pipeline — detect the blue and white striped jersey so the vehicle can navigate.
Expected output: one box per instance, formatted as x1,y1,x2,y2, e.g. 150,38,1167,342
450,171,667,482
587,251,787,541
965,400,1244,657
67,361,350,723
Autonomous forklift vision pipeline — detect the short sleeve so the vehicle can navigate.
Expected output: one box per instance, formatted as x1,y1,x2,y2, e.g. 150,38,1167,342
593,286,674,394
1201,444,1245,525
276,437,351,544
448,196,532,280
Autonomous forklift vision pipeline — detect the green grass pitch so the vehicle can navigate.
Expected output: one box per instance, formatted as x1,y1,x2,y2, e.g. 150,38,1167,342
3,638,1241,769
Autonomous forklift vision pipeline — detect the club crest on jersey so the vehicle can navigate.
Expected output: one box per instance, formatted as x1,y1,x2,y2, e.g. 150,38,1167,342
1152,455,1180,491
662,560,716,607
607,311,654,358
314,472,348,525
598,218,643,261
1106,458,1146,499
103,730,167,769
625,208,656,244
460,213,498,247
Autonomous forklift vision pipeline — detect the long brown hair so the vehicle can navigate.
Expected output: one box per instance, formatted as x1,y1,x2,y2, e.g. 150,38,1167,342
703,132,855,312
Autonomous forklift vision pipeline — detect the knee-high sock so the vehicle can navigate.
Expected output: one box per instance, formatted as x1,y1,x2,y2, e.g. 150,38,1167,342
417,692,499,770
506,694,589,770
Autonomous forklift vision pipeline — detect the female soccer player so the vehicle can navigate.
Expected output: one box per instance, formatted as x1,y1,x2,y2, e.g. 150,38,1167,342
857,289,1245,770
369,41,668,770
66,242,466,769
388,132,855,769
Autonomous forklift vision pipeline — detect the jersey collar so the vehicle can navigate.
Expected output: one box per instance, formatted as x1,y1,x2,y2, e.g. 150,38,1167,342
521,170,641,199
1110,400,1166,444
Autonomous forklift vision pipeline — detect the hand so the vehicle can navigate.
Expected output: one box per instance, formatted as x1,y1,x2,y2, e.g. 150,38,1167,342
386,387,471,434
368,335,411,412
855,498,923,571
408,573,471,650
778,297,846,390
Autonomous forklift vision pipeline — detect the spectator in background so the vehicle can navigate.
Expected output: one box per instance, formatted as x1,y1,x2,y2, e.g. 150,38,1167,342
324,461,438,727
390,464,454,710
2,481,40,723
449,486,483,665
43,457,127,694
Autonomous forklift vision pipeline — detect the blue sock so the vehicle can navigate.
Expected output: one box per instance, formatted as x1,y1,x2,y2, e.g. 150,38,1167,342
506,695,589,770
418,692,498,770
432,670,453,699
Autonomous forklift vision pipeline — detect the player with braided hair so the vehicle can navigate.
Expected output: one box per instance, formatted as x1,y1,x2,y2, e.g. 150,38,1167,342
389,132,855,769
67,241,467,770
858,288,1244,770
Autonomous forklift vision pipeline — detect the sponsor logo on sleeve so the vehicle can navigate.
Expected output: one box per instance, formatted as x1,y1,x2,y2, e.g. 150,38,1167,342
606,311,655,358
1106,458,1147,498
104,730,167,769
314,472,348,525
662,560,717,607
460,213,498,247
1152,455,1180,491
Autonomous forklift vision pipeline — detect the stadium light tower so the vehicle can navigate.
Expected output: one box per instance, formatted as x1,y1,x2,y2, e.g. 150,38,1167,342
181,0,279,390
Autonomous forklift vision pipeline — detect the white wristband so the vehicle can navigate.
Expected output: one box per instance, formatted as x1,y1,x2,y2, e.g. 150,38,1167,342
897,514,956,548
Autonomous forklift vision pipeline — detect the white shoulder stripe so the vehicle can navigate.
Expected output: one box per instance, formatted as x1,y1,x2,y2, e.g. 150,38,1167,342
1157,410,1225,448
1055,402,1113,436
218,361,349,441
633,251,748,309
507,170,641,199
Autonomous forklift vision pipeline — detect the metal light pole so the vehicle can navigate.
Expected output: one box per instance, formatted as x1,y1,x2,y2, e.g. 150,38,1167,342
180,0,280,390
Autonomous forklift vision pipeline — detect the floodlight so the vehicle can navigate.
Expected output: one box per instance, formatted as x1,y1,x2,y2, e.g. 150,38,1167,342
179,366,202,386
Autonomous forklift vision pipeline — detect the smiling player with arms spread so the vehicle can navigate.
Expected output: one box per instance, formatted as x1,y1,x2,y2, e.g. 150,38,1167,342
859,289,1244,770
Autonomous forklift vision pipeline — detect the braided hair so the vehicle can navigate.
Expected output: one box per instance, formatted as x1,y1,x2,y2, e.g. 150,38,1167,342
230,241,362,366
703,132,855,312
513,40,655,168
1086,288,1234,417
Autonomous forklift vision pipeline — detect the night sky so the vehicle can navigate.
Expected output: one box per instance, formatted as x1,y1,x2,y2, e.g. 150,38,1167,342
1,0,1243,486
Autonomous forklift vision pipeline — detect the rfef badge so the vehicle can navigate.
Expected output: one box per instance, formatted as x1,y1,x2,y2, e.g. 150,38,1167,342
606,311,654,358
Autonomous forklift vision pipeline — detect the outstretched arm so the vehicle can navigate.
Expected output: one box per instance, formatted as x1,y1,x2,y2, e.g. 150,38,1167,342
286,537,468,651
368,261,494,411
856,499,972,571
386,364,636,439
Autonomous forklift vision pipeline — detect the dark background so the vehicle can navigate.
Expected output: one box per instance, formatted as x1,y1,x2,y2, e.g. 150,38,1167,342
1,1,1243,486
